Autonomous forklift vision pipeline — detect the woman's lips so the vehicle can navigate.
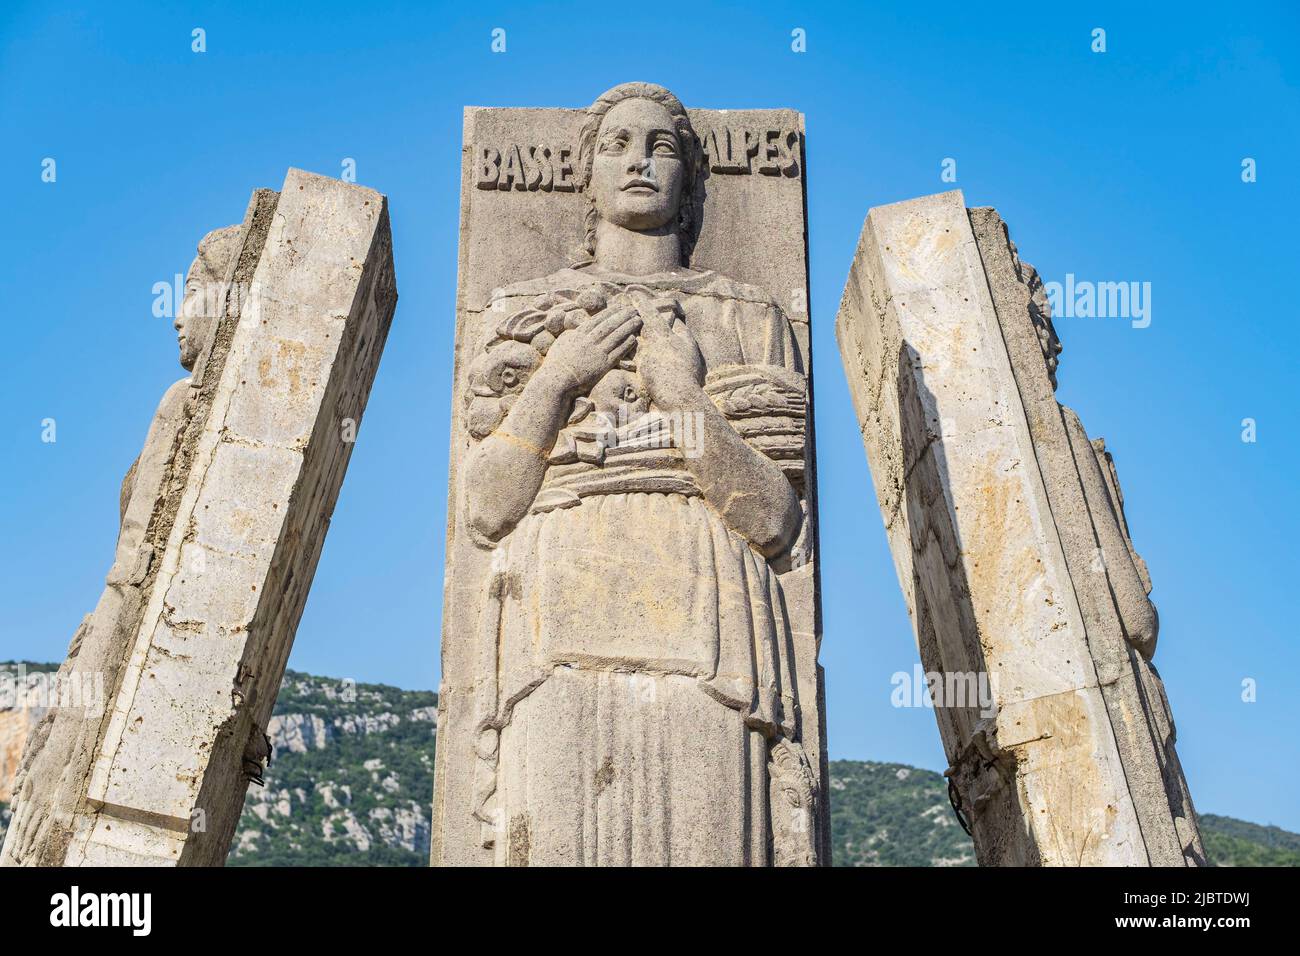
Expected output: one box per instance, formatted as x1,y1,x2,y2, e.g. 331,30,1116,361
622,179,657,193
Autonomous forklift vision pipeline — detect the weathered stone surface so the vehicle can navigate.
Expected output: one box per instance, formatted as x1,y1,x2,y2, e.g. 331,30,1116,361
968,206,1203,865
1,168,397,867
836,189,1202,866
432,83,826,866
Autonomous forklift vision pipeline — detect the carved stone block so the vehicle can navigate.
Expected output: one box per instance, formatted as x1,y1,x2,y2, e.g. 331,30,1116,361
1,169,397,866
836,189,1202,866
432,84,826,866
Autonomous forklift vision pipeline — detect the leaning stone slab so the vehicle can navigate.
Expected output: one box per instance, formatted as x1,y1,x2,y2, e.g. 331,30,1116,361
432,83,827,866
1,168,396,866
836,189,1202,866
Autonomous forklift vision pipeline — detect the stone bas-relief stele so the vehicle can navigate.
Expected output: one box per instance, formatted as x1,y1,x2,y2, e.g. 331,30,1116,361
836,189,1203,866
1,168,397,867
433,83,828,866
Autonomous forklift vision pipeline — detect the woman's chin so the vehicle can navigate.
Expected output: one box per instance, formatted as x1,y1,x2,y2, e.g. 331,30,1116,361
605,207,674,232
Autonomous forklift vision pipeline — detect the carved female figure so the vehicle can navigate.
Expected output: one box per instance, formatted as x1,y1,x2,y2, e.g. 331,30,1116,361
2,225,241,865
461,83,817,865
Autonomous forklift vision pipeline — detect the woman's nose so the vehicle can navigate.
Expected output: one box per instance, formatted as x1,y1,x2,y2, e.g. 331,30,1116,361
626,155,650,173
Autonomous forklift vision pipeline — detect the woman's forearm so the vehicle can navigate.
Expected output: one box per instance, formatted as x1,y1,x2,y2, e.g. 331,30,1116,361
466,368,574,540
676,394,801,558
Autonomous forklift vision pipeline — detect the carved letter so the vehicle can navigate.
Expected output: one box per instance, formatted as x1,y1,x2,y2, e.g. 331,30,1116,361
530,145,554,191
498,145,526,192
553,146,575,192
476,146,501,189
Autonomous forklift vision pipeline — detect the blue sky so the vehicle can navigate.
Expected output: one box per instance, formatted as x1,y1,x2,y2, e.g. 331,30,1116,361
1,2,1297,832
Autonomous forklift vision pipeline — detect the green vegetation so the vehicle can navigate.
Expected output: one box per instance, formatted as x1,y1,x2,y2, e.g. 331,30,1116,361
225,671,436,868
828,760,974,866
1198,813,1300,867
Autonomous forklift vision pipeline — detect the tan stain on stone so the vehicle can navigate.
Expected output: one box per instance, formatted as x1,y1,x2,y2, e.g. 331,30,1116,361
1013,689,1114,866
256,340,307,395
507,813,530,867
0,709,41,803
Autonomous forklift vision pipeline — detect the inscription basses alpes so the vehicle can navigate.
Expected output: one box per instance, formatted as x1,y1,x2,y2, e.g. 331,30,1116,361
476,126,800,192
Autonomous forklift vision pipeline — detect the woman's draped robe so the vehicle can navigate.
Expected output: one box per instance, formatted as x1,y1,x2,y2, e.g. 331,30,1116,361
464,266,819,866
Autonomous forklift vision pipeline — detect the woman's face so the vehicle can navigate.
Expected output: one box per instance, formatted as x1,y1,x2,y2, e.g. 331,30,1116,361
174,256,214,371
589,97,686,233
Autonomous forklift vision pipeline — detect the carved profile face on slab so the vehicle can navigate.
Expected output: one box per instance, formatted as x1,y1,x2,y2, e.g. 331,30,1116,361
1025,265,1062,389
174,225,241,371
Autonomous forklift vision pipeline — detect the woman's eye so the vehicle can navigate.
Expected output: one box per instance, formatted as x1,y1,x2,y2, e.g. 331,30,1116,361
600,139,625,154
653,141,677,155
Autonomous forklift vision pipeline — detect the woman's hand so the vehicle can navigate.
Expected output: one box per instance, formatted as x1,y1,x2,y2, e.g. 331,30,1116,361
636,297,705,410
540,306,642,397
467,305,637,542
